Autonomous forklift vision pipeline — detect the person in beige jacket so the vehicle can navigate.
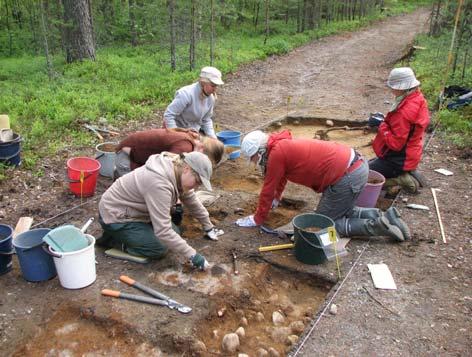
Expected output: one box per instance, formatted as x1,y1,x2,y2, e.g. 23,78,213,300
98,151,219,270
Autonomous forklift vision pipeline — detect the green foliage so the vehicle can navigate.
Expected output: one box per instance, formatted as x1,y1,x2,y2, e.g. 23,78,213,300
408,29,471,147
0,0,433,165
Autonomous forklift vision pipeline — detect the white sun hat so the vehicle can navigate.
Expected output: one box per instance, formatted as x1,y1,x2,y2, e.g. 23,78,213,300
241,130,268,159
387,67,420,90
200,66,224,86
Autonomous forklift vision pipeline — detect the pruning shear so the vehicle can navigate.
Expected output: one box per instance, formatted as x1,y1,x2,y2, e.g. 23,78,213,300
101,275,192,314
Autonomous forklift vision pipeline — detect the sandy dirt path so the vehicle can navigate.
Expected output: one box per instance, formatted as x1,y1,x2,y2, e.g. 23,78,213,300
216,8,430,133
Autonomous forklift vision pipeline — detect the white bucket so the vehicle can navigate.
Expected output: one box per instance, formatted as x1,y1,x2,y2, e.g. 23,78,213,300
95,142,117,178
49,234,96,289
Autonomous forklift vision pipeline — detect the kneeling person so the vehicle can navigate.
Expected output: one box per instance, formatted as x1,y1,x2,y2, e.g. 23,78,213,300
98,151,217,270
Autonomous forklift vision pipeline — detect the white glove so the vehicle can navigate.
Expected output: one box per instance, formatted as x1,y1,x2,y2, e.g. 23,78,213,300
271,198,280,209
235,215,258,227
205,227,225,241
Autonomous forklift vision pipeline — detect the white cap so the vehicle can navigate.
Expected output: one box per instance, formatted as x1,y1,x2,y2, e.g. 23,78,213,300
200,66,224,86
387,67,420,90
241,130,268,159
182,152,213,191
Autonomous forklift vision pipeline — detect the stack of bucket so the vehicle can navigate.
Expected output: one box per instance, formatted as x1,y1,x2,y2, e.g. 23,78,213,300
216,130,242,160
1,222,96,289
0,114,22,167
42,224,96,289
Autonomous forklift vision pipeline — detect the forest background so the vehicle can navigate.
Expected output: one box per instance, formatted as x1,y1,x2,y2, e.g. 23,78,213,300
0,0,470,177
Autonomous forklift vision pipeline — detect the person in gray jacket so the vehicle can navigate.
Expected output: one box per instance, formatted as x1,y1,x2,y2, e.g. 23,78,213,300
98,151,220,270
163,66,224,138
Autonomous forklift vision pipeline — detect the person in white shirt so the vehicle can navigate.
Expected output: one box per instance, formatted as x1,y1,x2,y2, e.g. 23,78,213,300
163,66,224,138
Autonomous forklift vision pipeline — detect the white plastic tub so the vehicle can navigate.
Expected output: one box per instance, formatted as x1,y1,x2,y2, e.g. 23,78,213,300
49,234,96,289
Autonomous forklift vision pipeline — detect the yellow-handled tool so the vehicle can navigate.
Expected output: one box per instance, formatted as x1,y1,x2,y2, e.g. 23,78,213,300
258,243,295,252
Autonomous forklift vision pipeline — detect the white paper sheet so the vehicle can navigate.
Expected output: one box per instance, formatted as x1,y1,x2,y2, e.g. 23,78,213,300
367,263,397,290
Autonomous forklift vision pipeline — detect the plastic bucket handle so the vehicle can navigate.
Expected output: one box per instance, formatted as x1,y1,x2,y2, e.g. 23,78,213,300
42,244,63,258
0,149,20,161
65,171,96,183
297,229,327,250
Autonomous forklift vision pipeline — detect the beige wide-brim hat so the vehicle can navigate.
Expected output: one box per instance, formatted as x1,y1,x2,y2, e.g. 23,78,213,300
387,67,420,90
200,66,224,86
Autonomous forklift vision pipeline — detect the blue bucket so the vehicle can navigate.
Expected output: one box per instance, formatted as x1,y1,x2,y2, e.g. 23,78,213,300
216,130,241,146
0,224,14,275
13,228,57,282
0,133,21,166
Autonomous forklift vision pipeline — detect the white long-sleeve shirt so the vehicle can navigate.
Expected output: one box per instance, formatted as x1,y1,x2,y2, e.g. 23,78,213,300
163,82,217,138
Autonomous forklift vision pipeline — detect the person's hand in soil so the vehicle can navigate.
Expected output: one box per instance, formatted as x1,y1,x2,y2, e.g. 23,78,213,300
190,253,210,271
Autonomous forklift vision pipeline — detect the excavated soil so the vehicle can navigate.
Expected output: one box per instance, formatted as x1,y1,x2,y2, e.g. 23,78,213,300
1,7,471,357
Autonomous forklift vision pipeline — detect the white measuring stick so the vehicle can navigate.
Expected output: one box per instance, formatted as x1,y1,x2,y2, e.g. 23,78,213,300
431,188,446,243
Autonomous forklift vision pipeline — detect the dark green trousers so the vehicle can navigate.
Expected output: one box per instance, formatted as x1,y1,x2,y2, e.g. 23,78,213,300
98,217,180,259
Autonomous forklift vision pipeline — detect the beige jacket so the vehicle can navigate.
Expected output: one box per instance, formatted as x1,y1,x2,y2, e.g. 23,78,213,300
99,152,213,259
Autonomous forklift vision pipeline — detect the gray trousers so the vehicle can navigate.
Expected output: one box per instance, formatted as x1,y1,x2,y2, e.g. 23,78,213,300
316,159,369,222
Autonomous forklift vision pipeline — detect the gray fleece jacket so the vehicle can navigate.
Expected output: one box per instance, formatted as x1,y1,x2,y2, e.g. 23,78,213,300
98,153,213,259
163,82,217,138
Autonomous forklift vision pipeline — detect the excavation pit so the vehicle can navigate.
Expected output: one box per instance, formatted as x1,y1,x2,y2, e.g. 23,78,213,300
195,262,332,356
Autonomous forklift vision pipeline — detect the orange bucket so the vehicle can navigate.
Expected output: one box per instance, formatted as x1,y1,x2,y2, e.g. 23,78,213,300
67,157,101,197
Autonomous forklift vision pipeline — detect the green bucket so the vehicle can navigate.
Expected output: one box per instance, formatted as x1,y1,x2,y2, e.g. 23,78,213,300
292,213,336,265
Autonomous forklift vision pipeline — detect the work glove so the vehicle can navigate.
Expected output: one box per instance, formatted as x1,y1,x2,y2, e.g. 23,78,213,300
235,215,258,227
271,198,280,209
204,227,225,241
368,112,385,127
190,253,210,271
171,203,184,226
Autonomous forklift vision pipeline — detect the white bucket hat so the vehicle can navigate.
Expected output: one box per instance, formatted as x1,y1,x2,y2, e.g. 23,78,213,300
387,67,420,90
200,66,224,86
241,130,268,159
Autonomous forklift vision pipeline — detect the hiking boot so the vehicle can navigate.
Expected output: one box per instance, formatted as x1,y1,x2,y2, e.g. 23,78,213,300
385,207,411,240
384,173,419,194
409,170,427,188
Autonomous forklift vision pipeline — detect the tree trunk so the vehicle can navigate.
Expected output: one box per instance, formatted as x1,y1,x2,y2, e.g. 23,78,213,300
210,0,215,65
168,0,176,71
189,0,196,70
61,0,95,62
40,1,54,79
263,0,269,45
4,0,13,56
129,0,138,46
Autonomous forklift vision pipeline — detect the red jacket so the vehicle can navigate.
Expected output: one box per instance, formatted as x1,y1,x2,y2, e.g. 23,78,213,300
116,129,195,170
372,89,429,171
254,131,352,225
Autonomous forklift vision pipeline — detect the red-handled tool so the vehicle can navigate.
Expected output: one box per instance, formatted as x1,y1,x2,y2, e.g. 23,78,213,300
119,275,192,314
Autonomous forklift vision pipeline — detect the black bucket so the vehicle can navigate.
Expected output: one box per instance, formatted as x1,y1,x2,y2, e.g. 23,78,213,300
0,224,14,275
0,133,21,166
293,213,336,265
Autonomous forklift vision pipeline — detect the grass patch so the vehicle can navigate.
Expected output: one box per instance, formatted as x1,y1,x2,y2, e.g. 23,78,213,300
409,31,472,148
0,0,432,176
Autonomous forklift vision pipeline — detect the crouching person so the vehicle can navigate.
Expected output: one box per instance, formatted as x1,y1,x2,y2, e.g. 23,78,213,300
98,151,218,270
235,130,410,241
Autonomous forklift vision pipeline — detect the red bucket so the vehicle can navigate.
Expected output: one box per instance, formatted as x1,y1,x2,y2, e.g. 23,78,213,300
67,157,101,197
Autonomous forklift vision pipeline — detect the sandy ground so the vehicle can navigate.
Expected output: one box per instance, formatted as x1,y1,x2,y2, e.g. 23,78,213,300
1,7,471,357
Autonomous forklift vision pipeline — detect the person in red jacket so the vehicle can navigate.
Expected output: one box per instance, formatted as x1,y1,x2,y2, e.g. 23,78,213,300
369,67,430,193
235,130,410,241
114,128,224,178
